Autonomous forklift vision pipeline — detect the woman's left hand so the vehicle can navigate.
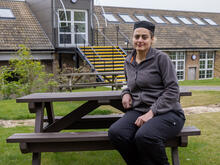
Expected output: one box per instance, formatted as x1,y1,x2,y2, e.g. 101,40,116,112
135,110,154,127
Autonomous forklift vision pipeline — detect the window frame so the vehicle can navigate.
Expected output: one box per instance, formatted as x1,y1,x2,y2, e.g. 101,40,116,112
191,17,206,25
58,9,88,47
134,14,150,22
203,18,218,26
150,15,166,24
0,8,15,19
102,13,119,23
164,16,180,24
118,14,135,23
199,51,215,79
168,51,185,81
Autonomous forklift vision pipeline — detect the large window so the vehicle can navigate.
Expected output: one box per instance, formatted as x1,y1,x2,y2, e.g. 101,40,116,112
168,51,185,80
58,9,88,47
199,51,215,79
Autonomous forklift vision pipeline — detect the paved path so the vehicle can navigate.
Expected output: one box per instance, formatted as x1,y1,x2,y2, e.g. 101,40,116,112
180,86,220,91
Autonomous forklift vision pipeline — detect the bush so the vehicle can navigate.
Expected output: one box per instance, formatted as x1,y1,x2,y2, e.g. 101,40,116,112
0,45,57,99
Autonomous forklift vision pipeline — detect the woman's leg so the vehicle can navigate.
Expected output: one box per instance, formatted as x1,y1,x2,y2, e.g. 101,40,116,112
135,111,185,165
108,110,141,165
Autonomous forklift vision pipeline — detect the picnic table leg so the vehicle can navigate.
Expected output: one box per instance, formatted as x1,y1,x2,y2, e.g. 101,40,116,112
32,153,41,165
29,102,45,165
171,147,180,165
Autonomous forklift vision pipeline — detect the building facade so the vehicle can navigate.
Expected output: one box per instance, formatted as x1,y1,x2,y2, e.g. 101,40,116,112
1,0,220,80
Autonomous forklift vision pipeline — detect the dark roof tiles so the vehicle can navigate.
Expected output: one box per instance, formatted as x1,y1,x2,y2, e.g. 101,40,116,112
0,1,54,50
95,6,220,49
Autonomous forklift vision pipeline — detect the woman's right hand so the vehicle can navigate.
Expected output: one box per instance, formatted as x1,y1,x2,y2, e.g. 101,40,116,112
122,94,132,109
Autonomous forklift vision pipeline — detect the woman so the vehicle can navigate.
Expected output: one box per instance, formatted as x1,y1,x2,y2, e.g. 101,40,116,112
108,21,185,165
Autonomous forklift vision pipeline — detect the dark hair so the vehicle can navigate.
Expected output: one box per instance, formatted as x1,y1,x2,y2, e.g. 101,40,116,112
133,21,155,35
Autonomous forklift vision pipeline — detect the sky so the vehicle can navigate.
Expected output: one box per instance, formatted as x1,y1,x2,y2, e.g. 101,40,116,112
94,0,220,13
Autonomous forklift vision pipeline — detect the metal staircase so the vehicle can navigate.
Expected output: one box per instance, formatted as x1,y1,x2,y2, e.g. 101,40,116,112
78,46,127,82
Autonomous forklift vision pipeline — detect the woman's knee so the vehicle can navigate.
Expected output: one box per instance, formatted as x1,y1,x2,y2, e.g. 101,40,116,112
134,130,160,147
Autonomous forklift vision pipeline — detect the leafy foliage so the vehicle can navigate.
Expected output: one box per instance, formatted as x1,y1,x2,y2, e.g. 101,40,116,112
0,45,57,99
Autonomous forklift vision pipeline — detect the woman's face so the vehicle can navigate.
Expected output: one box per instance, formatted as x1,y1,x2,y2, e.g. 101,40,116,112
132,28,153,53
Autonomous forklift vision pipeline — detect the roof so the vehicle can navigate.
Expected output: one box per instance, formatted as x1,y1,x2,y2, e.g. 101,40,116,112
94,6,220,49
0,0,54,51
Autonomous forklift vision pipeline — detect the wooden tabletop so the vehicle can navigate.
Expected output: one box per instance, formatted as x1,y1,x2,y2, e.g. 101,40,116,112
16,90,191,103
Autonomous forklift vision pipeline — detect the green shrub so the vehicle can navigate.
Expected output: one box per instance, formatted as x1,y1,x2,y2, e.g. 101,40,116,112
0,45,57,99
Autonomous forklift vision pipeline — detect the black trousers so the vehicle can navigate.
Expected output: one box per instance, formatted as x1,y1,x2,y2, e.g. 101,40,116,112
108,110,185,165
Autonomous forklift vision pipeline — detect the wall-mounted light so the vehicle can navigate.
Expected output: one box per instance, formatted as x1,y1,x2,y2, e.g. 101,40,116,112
191,54,197,61
71,0,78,3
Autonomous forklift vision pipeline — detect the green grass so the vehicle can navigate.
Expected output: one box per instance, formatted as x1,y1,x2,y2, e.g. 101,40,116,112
179,78,220,86
1,112,219,165
181,91,220,107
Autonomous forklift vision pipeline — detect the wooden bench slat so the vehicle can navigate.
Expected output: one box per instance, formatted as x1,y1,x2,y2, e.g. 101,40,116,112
44,114,123,129
7,131,108,143
7,126,200,143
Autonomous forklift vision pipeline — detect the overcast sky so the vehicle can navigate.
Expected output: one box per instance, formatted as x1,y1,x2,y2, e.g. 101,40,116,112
94,0,220,13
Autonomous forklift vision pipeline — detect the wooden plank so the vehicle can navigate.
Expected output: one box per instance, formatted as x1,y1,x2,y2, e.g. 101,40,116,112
16,91,191,103
171,147,180,165
43,101,100,132
44,114,123,129
178,126,201,136
45,102,55,124
63,72,124,76
7,126,200,143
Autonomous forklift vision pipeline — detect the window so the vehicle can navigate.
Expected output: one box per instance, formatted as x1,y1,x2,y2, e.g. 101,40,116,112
150,16,165,24
199,51,214,79
191,17,206,25
164,16,180,24
58,10,88,46
102,13,118,22
178,17,192,25
203,18,218,25
168,52,185,80
119,14,135,23
135,15,150,22
0,8,15,19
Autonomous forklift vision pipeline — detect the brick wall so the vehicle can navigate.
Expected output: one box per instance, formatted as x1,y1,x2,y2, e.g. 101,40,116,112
185,51,200,80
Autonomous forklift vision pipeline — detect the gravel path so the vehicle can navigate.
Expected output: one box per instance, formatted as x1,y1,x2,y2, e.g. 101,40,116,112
180,86,220,91
1,104,220,128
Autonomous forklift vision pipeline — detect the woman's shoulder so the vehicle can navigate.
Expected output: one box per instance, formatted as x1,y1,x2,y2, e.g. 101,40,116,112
152,48,170,60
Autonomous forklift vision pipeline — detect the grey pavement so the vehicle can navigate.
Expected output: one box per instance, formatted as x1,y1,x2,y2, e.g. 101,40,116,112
180,86,220,91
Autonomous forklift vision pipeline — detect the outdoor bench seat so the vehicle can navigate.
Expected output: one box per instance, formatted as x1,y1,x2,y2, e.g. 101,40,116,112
7,114,201,165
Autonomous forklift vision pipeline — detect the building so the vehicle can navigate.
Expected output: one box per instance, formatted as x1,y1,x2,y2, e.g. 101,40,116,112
94,6,220,80
0,0,54,72
1,0,220,80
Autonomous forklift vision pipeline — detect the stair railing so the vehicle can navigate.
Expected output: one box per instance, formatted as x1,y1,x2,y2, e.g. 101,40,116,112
96,28,126,59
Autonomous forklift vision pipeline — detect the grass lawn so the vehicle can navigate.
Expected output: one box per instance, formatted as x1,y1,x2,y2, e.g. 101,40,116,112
179,78,220,86
1,112,219,165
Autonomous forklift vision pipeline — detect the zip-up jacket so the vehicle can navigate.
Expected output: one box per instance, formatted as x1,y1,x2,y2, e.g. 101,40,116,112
122,47,184,117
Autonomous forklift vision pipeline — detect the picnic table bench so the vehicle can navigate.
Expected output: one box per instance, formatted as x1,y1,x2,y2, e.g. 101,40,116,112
7,91,201,165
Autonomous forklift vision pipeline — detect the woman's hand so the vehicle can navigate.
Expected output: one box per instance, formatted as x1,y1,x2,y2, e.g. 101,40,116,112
122,94,132,109
135,110,154,127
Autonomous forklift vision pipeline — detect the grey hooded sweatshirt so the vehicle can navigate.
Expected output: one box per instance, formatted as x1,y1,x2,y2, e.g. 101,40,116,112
121,47,184,118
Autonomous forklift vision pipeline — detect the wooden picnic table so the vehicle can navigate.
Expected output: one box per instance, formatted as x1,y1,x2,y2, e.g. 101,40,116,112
7,90,201,165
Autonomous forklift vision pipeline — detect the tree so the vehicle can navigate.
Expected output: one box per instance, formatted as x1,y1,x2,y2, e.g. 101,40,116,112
0,45,57,99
